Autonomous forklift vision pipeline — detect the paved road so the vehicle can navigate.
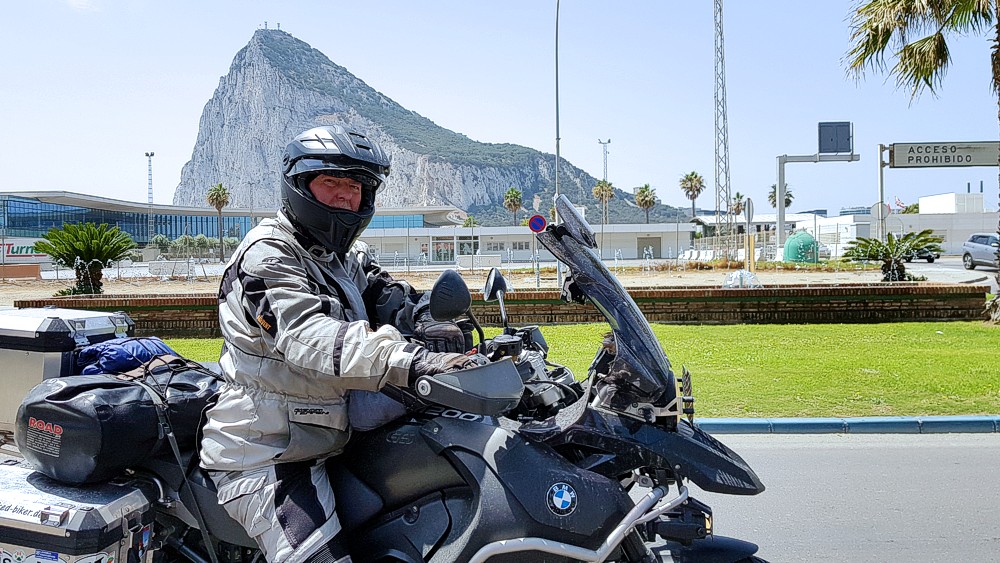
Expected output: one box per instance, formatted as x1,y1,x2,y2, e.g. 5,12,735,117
687,433,1000,562
5,433,999,561
906,255,998,293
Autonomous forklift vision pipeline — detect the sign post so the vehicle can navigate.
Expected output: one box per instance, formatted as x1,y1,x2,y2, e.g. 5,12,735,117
528,215,547,289
743,198,754,272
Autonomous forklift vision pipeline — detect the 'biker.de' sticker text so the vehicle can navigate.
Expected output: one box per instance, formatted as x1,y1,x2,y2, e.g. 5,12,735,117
0,499,48,524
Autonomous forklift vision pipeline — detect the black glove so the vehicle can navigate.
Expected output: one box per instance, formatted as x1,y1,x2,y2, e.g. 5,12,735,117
414,320,469,353
408,347,474,386
414,305,471,353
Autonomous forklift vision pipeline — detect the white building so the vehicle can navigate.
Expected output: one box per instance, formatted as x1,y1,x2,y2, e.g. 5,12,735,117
692,196,997,258
360,220,697,265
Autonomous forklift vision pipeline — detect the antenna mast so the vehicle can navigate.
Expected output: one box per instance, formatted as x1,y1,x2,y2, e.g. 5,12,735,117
714,0,733,256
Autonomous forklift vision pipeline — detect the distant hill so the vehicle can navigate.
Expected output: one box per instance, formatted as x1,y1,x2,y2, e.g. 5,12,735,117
172,29,684,226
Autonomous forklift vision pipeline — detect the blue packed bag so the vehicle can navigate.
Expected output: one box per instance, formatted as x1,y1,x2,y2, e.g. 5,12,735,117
76,336,179,375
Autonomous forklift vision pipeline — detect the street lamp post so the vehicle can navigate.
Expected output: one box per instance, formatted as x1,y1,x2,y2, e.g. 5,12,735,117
145,152,155,246
554,0,563,287
249,181,255,229
1,199,6,281
598,138,611,259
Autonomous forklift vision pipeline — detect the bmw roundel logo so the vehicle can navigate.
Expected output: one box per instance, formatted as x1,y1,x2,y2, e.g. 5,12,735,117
546,482,578,516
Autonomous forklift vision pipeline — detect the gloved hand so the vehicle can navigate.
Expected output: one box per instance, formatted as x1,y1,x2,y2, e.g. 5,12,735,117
414,306,471,353
414,320,468,353
408,347,475,386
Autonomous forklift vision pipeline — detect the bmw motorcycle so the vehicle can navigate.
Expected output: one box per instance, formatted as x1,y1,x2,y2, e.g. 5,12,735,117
5,195,765,562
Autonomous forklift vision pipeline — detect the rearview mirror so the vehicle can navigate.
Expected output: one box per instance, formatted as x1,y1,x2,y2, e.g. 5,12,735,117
483,268,508,302
429,269,472,321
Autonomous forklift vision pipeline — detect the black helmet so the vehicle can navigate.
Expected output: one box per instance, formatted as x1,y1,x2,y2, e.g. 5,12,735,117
280,125,390,254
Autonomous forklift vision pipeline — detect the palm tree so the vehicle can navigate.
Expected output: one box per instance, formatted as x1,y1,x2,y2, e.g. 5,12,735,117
592,180,615,224
34,222,136,294
843,229,944,281
679,171,705,218
503,187,522,226
730,191,746,216
768,184,794,209
635,184,657,224
206,183,230,262
462,215,478,227
846,0,999,316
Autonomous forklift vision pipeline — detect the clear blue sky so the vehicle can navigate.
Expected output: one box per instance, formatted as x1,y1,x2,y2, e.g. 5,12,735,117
2,0,998,215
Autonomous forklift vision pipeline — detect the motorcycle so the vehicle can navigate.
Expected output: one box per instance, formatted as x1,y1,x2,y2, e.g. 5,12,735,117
2,195,765,562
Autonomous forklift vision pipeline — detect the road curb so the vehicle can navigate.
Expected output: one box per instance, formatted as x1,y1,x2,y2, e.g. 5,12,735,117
697,415,1000,434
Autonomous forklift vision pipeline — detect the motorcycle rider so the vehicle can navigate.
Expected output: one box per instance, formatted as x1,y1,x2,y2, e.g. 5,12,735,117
200,125,472,563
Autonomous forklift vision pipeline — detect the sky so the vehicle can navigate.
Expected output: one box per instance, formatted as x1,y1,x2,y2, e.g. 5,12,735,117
2,0,999,216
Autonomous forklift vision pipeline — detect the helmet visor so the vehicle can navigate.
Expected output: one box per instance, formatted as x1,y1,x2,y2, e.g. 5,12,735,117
287,158,383,189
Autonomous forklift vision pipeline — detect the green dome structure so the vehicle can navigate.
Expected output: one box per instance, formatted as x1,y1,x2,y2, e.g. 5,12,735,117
783,231,820,263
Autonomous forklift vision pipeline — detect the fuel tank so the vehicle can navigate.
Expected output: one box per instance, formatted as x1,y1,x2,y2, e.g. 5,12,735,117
332,414,635,562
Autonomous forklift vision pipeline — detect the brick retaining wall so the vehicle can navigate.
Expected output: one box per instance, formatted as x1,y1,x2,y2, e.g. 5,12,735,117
13,283,989,338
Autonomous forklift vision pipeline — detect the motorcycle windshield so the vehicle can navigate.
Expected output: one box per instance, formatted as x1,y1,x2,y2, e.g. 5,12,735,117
536,195,674,405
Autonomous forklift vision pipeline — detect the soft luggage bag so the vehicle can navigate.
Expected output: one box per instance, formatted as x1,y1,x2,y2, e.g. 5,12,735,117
14,355,222,485
75,336,178,375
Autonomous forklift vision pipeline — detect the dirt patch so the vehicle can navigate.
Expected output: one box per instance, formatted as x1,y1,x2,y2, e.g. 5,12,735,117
0,277,224,308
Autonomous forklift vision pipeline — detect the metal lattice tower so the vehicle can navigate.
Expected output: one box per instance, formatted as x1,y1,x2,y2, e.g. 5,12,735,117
713,0,733,253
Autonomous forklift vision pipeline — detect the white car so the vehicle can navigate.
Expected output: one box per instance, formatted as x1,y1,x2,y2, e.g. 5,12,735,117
962,233,999,269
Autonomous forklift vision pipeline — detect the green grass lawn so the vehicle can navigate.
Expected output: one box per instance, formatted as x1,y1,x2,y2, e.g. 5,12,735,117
166,321,999,418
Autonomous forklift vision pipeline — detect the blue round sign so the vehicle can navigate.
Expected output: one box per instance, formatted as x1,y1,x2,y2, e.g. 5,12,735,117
528,214,547,233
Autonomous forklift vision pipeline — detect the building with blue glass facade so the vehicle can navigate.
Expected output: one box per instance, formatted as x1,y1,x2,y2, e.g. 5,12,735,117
0,191,706,266
0,191,459,246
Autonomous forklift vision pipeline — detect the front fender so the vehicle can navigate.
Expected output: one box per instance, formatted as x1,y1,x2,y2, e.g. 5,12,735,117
652,535,761,563
649,420,764,495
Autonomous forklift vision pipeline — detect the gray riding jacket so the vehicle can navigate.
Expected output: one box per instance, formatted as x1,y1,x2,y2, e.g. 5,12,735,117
200,213,419,472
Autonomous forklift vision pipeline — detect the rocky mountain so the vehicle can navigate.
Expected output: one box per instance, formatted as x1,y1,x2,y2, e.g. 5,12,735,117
172,29,682,225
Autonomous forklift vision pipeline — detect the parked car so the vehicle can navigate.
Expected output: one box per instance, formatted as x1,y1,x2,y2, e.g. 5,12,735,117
961,232,999,269
903,246,940,263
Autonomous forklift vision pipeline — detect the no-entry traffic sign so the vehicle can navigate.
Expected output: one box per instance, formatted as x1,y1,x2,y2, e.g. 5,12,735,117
889,141,1000,168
